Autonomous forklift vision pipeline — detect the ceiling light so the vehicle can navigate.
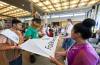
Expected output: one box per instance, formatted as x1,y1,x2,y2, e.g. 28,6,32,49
61,0,67,2
48,5,53,9
45,9,50,12
70,0,79,4
0,4,4,6
31,0,39,3
10,12,30,16
9,7,13,9
0,6,18,13
43,1,51,5
3,8,30,17
62,6,69,9
78,2,86,6
81,0,89,2
36,2,44,7
42,7,47,10
88,0,98,5
11,6,17,8
56,7,62,10
62,2,69,6
51,0,60,3
50,8,55,11
54,4,61,7
0,1,8,6
70,4,77,8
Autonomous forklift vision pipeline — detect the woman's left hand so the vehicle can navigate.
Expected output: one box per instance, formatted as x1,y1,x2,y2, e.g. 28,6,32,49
49,56,58,64
49,56,63,65
14,45,21,49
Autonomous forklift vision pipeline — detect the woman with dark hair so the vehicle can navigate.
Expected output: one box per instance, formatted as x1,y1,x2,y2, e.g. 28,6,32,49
49,18,100,65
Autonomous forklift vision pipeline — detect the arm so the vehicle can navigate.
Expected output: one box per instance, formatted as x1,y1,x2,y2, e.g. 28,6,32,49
56,51,66,57
0,35,19,51
49,51,67,65
0,44,18,51
50,56,64,65
55,61,63,65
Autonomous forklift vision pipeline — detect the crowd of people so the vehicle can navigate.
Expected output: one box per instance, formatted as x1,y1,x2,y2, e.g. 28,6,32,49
0,18,100,65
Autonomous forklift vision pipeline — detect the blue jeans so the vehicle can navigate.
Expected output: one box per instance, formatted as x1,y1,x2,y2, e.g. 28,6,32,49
9,55,22,65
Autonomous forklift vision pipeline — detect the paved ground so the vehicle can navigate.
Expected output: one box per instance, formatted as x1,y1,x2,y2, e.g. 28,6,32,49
22,51,55,65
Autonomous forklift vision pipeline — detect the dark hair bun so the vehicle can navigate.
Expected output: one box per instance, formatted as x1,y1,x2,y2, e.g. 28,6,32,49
82,18,95,28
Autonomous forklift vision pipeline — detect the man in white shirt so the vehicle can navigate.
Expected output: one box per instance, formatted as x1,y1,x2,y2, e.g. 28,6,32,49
66,19,73,37
62,19,75,50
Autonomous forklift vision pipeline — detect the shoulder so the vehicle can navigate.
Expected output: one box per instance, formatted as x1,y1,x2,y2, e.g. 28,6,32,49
77,43,99,59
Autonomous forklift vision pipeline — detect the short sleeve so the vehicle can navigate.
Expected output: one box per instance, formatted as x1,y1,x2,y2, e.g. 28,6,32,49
24,28,32,39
